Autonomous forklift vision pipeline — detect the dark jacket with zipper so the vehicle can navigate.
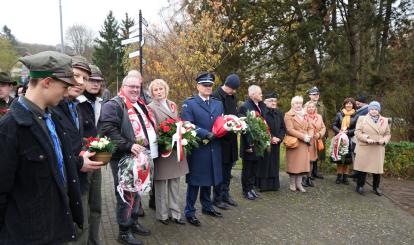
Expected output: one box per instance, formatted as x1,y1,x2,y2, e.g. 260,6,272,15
0,100,83,244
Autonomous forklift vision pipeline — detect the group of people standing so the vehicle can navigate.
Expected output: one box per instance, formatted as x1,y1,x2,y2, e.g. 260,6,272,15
0,50,391,245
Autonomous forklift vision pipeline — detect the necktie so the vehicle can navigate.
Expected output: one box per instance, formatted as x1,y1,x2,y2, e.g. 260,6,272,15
68,101,80,130
44,113,66,185
205,99,209,107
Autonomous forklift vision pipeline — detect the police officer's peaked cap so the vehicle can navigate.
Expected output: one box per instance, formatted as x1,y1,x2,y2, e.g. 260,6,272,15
196,72,215,84
307,86,320,95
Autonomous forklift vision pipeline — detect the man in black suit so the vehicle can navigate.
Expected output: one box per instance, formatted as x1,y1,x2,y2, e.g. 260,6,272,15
238,85,267,200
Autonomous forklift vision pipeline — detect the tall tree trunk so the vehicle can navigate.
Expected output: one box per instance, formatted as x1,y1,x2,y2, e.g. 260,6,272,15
375,0,384,67
379,0,392,72
348,0,359,91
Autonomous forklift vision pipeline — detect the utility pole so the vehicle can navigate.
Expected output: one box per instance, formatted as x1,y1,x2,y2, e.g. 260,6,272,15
139,10,144,76
59,0,64,53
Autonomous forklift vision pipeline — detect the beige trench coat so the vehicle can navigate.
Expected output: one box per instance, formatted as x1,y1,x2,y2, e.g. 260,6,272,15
284,109,313,174
307,114,326,161
147,100,189,180
354,115,391,174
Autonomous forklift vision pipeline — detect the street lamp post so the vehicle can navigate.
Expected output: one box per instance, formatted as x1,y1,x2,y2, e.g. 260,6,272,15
59,0,64,53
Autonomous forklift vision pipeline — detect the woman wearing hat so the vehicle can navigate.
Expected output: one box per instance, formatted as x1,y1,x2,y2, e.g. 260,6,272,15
256,92,286,191
332,97,358,185
353,101,391,196
0,72,17,118
284,96,313,192
147,79,189,225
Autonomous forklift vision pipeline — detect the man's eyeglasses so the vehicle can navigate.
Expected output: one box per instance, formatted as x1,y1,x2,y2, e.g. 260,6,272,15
124,85,141,90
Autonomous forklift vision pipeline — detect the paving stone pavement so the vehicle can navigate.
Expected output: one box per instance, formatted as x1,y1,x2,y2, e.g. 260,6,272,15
100,166,414,245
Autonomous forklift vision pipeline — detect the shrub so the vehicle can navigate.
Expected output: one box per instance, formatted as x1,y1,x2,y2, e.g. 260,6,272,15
384,141,414,179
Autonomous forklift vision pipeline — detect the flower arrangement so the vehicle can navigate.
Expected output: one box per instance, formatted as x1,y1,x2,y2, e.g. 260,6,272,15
244,111,271,157
85,136,116,165
212,115,248,138
86,136,116,153
158,118,200,161
330,132,350,162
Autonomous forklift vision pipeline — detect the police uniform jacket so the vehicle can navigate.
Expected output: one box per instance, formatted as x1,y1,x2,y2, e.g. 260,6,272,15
181,95,224,186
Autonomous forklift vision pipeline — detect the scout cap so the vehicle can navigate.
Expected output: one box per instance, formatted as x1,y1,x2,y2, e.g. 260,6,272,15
19,51,77,86
72,55,91,75
89,65,104,81
196,72,215,85
0,72,17,85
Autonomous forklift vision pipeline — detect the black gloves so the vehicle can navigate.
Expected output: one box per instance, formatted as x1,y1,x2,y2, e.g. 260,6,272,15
206,132,215,141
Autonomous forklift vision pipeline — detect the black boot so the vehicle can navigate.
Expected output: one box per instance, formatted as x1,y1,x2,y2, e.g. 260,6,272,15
312,161,324,179
302,176,309,187
372,174,383,196
118,227,143,245
342,174,349,185
335,174,342,184
306,177,314,187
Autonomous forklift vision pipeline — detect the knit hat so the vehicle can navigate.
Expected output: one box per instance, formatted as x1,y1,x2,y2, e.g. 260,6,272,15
224,74,240,89
368,101,381,112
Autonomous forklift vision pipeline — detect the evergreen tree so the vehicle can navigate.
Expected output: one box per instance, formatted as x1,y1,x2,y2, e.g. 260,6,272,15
1,25,18,46
93,11,124,92
120,13,136,39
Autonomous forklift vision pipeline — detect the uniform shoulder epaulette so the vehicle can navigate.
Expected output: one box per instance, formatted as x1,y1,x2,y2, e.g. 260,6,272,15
210,97,220,101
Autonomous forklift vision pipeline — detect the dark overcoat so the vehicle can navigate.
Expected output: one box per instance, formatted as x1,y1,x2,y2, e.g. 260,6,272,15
51,99,88,193
211,87,239,165
0,101,83,244
238,98,267,161
181,95,224,186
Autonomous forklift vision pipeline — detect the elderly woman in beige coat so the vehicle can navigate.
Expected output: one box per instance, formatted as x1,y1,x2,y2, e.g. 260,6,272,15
302,101,326,187
284,96,313,192
354,101,391,196
147,79,189,225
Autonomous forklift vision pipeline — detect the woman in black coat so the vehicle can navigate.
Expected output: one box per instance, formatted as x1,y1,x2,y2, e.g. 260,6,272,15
332,97,358,185
256,92,286,191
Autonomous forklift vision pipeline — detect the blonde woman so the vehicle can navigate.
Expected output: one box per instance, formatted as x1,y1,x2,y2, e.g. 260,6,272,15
147,79,189,225
284,96,313,192
302,101,326,187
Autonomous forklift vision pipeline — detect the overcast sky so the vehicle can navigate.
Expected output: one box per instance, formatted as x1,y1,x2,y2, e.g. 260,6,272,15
0,0,172,46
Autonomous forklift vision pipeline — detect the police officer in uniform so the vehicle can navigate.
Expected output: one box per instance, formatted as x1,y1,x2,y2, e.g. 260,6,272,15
181,72,224,226
0,51,85,244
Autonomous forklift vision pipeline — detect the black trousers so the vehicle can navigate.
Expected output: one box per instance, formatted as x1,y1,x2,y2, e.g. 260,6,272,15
213,162,234,202
356,171,381,189
241,159,258,193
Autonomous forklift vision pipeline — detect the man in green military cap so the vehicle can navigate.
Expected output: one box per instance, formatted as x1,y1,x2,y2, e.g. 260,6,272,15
0,71,17,118
0,51,93,244
51,56,105,245
74,65,104,245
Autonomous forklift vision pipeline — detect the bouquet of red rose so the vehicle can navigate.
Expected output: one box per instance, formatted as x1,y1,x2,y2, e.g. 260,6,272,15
158,118,200,161
244,111,271,157
85,136,116,165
